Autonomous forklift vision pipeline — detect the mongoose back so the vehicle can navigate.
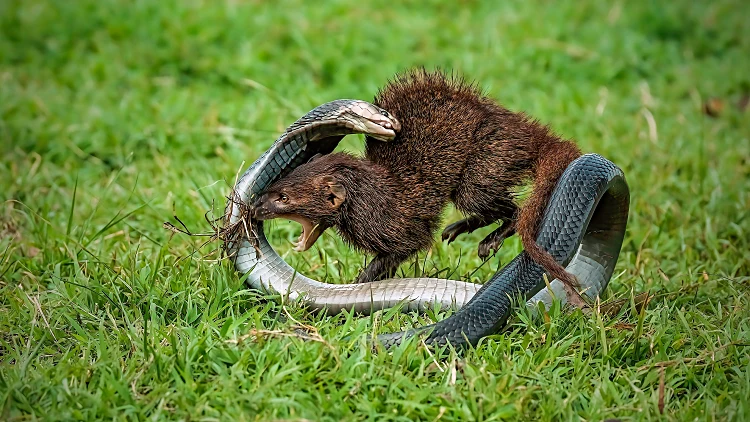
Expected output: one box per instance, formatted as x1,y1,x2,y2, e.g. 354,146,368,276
254,69,582,291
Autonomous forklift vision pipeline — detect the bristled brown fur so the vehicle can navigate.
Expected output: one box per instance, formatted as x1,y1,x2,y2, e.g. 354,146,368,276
367,68,581,285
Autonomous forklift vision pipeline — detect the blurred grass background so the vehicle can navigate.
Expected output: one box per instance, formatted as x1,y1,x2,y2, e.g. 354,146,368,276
1,0,749,420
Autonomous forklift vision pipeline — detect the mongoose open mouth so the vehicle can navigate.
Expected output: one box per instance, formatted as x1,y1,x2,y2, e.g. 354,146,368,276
282,215,329,252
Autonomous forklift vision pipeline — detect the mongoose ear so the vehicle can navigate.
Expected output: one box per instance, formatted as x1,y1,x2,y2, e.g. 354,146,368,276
321,175,346,208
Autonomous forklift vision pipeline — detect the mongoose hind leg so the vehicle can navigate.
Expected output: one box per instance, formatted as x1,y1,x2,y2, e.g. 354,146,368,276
477,221,516,259
451,191,519,259
441,215,493,244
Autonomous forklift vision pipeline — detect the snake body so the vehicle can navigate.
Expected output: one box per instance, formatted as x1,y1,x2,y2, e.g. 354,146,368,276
225,100,629,348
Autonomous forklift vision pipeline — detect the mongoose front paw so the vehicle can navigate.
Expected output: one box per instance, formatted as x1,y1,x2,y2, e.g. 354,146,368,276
354,272,375,284
354,269,391,284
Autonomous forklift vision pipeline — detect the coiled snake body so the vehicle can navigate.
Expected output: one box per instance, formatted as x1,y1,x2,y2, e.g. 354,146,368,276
224,100,629,348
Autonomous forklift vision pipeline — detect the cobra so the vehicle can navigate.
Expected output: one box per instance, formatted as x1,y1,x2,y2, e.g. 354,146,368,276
223,99,629,349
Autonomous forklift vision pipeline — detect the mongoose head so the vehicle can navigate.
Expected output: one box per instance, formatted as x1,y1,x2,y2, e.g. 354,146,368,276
252,154,350,251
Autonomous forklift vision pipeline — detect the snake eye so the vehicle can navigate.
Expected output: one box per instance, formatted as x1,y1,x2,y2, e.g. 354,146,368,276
278,193,289,203
381,110,390,118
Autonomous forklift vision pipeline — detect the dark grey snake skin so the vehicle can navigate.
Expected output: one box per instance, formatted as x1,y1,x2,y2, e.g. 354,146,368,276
225,100,630,348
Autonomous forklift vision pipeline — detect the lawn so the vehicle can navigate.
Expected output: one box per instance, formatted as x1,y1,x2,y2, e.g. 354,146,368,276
1,0,749,420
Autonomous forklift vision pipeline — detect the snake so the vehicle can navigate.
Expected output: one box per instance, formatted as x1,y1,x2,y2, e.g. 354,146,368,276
224,99,630,349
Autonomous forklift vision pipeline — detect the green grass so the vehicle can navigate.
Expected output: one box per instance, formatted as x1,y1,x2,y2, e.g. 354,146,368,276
1,0,749,420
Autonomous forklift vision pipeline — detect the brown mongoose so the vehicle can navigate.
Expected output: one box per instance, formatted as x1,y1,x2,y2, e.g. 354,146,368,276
252,69,584,301
252,152,434,280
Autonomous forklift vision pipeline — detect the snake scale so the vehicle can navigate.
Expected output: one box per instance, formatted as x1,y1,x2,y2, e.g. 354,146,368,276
224,99,629,348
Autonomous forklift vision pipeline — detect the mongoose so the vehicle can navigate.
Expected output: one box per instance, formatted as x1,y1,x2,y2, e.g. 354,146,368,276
252,152,433,280
253,69,583,301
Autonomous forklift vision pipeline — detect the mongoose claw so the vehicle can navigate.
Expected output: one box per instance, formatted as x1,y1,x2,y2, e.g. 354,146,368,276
477,240,500,260
441,219,472,244
477,225,515,260
353,272,373,284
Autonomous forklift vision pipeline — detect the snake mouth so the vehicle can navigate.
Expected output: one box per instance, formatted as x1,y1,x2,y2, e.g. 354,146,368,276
282,215,329,252
353,114,400,141
359,120,398,141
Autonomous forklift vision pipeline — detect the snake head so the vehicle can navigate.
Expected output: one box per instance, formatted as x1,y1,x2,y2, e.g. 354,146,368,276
344,100,401,141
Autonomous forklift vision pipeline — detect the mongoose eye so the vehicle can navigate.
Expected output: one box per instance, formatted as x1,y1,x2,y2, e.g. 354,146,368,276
278,194,289,203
